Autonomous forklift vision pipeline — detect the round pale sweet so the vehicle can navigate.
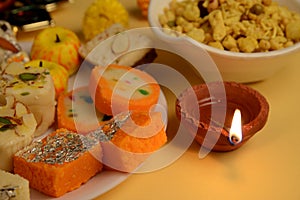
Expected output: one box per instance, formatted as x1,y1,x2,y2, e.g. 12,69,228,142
89,64,160,115
57,87,109,134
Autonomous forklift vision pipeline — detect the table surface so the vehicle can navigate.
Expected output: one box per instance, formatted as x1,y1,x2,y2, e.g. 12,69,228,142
16,1,300,200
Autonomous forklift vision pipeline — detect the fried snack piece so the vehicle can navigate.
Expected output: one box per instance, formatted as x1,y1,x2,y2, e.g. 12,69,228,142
159,0,300,52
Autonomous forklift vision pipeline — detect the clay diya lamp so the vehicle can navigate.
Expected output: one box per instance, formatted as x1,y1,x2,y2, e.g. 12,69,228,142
175,82,269,152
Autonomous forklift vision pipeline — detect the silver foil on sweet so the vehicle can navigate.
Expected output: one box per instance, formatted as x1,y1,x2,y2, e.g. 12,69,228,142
89,111,131,142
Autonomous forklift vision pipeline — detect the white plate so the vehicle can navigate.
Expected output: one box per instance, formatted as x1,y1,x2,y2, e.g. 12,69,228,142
19,42,168,200
30,171,130,200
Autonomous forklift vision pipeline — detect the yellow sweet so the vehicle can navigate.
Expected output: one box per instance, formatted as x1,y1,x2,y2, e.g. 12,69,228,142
82,0,129,41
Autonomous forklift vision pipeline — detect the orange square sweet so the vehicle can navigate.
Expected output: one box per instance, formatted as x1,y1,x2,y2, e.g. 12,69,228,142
101,111,167,172
13,128,102,197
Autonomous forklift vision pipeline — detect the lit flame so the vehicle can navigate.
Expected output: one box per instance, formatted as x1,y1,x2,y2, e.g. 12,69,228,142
229,109,243,145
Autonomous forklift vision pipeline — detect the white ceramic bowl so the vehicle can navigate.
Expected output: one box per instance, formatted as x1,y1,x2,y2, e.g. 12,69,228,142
148,0,300,83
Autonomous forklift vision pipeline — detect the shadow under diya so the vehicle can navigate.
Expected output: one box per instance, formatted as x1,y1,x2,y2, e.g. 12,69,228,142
176,82,269,152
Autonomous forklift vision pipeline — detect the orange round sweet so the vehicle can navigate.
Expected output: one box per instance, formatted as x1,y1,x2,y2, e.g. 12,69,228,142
57,87,109,134
89,64,160,116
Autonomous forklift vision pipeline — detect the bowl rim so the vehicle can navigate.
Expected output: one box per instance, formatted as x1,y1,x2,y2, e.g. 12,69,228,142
148,0,300,59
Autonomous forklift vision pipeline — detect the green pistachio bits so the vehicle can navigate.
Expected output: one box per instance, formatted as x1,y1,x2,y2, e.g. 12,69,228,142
138,89,149,95
0,117,12,125
19,73,39,81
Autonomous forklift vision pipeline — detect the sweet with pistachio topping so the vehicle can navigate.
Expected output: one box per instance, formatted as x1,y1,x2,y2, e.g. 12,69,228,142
0,95,37,172
1,62,55,136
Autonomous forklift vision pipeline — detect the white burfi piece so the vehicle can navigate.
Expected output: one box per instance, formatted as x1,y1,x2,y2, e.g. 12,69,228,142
1,62,55,136
0,169,30,200
0,96,36,172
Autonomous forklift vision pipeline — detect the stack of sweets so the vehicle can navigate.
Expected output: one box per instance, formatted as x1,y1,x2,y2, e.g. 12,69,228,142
89,63,167,172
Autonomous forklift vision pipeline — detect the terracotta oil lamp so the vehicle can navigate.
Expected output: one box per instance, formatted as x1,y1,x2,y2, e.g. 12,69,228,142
176,82,269,152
